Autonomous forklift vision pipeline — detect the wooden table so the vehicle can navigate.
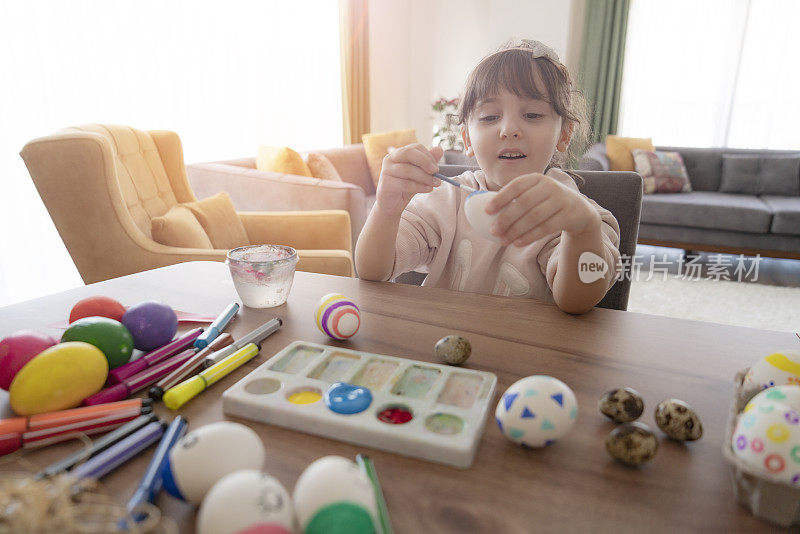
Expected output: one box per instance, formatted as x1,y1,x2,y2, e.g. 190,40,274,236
0,261,796,533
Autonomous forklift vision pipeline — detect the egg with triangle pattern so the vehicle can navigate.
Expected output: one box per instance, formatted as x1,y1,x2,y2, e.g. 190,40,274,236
495,375,578,447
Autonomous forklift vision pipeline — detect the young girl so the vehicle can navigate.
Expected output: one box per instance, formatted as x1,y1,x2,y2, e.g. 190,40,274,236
355,40,620,314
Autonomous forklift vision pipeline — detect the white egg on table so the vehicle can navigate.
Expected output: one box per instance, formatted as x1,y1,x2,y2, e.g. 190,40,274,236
292,456,377,534
464,191,501,242
731,399,800,485
743,350,800,390
197,470,294,534
162,421,266,504
495,375,578,447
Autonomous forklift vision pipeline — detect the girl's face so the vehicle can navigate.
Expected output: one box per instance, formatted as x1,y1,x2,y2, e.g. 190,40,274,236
462,88,571,190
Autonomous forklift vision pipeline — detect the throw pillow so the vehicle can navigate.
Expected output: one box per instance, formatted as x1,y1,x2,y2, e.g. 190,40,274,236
720,155,759,195
305,152,343,181
151,205,213,249
362,129,418,187
183,192,250,249
632,149,692,194
758,155,800,196
256,146,313,177
606,135,655,172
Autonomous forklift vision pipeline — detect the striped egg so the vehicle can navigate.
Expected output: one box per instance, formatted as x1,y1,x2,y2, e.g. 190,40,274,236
315,293,360,340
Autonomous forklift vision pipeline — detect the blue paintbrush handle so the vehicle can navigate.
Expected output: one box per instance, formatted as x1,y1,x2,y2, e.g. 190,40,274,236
433,173,476,193
125,416,187,523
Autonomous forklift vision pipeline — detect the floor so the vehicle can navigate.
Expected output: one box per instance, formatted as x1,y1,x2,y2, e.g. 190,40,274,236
634,245,800,288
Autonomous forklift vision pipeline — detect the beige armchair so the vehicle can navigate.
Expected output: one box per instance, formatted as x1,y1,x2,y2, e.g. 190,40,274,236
20,125,354,284
187,144,378,244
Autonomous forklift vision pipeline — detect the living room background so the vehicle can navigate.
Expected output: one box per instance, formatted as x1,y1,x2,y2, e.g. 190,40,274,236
1,0,797,307
0,0,342,305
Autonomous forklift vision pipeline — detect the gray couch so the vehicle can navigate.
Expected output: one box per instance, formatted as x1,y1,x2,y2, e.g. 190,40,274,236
579,144,800,259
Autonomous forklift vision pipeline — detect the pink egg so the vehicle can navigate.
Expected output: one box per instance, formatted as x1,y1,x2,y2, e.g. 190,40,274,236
0,330,57,391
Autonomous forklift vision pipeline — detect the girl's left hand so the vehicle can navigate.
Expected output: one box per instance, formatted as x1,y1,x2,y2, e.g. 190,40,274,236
484,172,600,246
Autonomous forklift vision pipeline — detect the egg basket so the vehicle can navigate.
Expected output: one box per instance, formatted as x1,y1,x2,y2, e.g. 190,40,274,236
722,369,800,527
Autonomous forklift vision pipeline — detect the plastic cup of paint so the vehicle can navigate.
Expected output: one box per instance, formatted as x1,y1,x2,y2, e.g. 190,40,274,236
226,245,298,308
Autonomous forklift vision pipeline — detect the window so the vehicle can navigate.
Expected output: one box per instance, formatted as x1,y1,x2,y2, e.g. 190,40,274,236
618,0,800,149
0,0,342,305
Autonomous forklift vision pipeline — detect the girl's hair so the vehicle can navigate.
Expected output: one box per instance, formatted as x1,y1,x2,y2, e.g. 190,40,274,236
457,40,590,173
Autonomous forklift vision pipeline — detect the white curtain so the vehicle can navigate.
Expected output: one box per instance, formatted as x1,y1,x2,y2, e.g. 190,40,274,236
0,0,343,306
618,0,800,149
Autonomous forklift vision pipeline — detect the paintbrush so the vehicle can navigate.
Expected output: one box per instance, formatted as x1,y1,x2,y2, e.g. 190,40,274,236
433,172,477,193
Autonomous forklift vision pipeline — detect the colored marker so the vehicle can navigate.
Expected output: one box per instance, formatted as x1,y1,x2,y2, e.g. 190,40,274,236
35,414,159,479
72,421,165,480
149,333,234,401
203,318,281,368
108,328,203,385
0,399,150,456
164,343,260,410
83,349,196,406
194,303,239,349
356,454,393,534
125,416,188,522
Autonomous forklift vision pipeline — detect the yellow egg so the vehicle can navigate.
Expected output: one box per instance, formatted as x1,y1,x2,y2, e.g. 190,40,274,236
8,341,108,415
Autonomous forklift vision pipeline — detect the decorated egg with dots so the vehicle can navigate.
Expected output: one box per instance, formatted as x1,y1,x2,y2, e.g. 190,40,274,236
746,385,800,412
731,400,800,485
495,375,578,448
315,294,360,340
743,350,800,390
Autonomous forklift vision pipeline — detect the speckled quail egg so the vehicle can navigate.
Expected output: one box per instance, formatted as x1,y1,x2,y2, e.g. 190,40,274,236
598,387,644,423
606,422,659,466
654,398,703,441
435,335,472,365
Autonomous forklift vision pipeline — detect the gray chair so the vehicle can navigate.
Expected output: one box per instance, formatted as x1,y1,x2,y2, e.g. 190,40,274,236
395,165,643,311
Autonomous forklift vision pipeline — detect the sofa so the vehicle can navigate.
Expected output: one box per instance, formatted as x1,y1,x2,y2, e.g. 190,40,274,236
187,145,375,248
579,144,800,259
21,125,355,284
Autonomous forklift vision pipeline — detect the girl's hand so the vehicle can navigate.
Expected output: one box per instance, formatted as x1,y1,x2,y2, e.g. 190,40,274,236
485,172,600,246
375,144,444,216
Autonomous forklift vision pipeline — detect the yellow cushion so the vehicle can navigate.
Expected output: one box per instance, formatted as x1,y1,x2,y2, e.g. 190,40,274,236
183,192,250,249
256,146,313,177
362,129,418,187
306,152,343,182
606,135,655,171
151,205,213,249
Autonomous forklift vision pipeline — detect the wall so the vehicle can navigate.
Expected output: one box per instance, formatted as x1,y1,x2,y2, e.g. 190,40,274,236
369,0,575,147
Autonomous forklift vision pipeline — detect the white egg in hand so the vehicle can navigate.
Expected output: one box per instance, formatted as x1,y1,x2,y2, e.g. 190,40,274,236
292,456,377,534
197,470,294,534
464,191,501,242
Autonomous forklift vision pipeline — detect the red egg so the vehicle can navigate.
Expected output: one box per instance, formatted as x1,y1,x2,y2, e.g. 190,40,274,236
69,296,126,324
0,330,57,390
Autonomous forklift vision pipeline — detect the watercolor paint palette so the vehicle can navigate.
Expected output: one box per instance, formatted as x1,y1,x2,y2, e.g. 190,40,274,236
223,341,497,468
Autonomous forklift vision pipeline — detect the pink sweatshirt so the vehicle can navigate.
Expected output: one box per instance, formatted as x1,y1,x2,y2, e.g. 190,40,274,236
389,168,621,303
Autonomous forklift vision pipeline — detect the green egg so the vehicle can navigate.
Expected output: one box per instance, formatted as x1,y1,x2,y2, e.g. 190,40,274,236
62,316,134,368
